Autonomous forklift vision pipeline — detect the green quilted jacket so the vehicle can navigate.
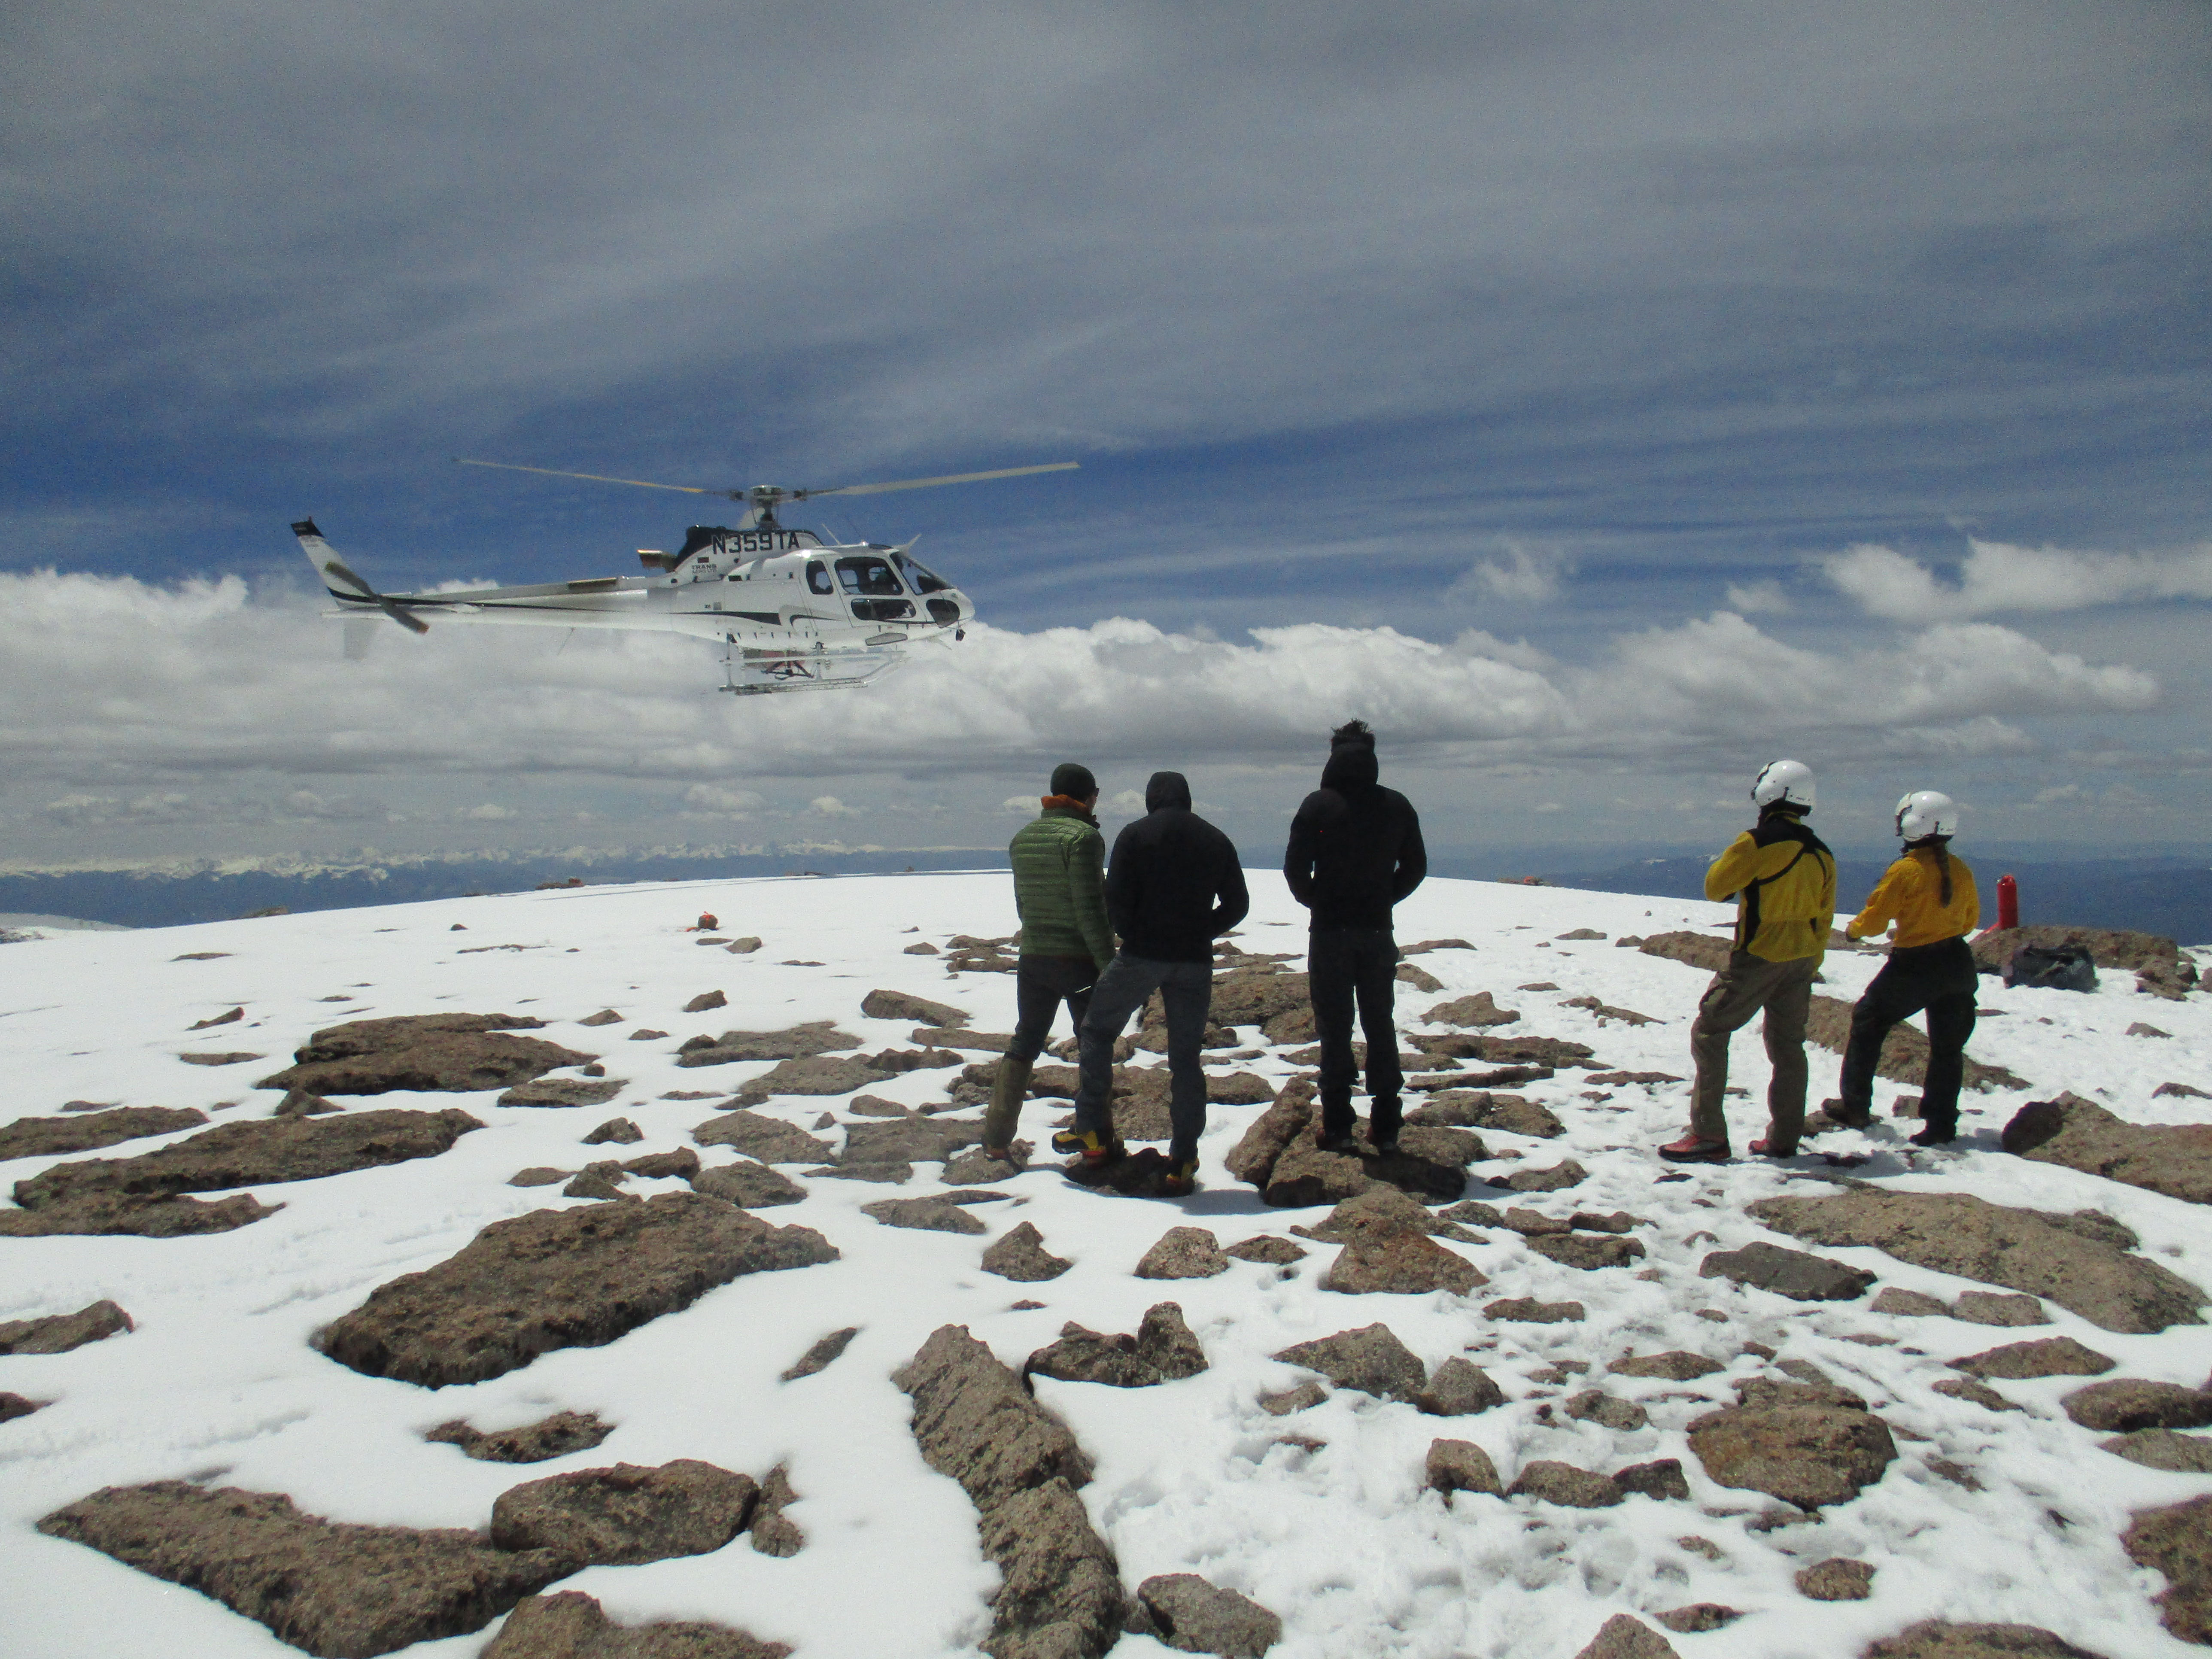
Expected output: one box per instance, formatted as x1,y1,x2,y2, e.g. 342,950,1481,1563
1009,805,1114,967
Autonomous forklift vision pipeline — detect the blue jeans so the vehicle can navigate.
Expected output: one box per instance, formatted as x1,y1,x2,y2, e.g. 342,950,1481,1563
1073,952,1213,1159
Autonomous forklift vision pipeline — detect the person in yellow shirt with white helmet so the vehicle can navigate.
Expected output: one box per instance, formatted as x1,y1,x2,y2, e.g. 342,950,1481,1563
1835,790,1982,1146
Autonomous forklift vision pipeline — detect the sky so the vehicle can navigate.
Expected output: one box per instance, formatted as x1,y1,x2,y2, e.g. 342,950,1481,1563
3,0,2208,869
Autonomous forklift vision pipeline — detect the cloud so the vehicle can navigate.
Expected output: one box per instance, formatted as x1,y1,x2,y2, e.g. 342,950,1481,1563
682,784,764,817
807,796,859,817
455,803,513,820
1826,540,2212,620
1724,580,1791,614
1455,544,1568,605
0,574,2161,809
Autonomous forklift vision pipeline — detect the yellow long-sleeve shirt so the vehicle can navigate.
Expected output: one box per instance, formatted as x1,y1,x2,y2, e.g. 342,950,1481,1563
1706,820,1836,962
1846,848,1981,948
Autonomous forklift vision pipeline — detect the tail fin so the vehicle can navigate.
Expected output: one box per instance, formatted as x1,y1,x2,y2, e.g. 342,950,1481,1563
292,519,429,635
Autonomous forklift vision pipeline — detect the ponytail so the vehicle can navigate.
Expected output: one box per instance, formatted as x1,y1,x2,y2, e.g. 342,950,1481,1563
1907,834,1953,905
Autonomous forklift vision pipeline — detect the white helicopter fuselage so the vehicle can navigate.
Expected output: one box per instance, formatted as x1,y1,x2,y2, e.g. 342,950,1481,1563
294,520,977,694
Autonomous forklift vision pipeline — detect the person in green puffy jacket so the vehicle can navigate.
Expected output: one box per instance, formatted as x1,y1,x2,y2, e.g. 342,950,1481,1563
982,762,1115,1155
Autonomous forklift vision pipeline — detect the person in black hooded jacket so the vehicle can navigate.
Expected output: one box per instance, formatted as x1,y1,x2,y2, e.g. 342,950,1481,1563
1284,720,1427,1152
1058,770,1248,1191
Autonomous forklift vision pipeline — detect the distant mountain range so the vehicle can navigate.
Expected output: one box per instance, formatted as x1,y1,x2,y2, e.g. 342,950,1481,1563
4,841,2206,944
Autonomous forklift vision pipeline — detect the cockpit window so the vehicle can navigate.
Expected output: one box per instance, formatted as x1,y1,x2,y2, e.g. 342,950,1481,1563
806,560,833,595
893,552,952,593
834,556,904,596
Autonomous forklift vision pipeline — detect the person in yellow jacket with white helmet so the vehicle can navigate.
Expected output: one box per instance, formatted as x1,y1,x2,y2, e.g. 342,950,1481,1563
1836,790,1981,1146
1660,759,1835,1163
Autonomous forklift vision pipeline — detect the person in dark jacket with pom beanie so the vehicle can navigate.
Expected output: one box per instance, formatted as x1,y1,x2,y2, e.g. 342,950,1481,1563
1284,720,1427,1153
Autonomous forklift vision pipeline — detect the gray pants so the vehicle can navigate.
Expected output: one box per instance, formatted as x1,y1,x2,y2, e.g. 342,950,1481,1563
1072,952,1213,1158
1689,950,1818,1148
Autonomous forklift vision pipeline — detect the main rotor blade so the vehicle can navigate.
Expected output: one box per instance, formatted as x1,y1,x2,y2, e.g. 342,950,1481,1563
795,461,1079,501
454,458,727,496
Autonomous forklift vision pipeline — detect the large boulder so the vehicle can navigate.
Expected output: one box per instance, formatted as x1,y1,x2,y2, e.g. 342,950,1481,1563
483,1590,790,1658
1949,1337,2115,1379
863,989,970,1027
12,1109,481,1211
1320,1224,1484,1296
0,1106,207,1161
688,1160,806,1208
1640,932,1732,973
1272,1324,1426,1403
1126,1574,1282,1657
1574,1614,1682,1659
982,1221,1073,1282
1224,1080,1315,1184
2002,1094,2212,1205
1746,1188,2203,1334
1423,993,1520,1028
257,1013,591,1095
1137,1226,1231,1279
0,1299,132,1355
36,1481,575,1657
2063,1379,2212,1433
1410,1091,1566,1138
1972,925,2197,988
489,1460,757,1565
315,1192,836,1387
1688,1397,1896,1510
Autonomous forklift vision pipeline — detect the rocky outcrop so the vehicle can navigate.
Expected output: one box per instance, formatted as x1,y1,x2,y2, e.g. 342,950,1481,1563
1410,1091,1565,1138
1027,1304,1209,1388
689,1160,806,1208
734,1055,893,1103
13,1109,481,1211
426,1411,613,1463
1423,993,1520,1028
692,1111,836,1164
1863,1624,2109,1659
1611,1350,1723,1381
1949,1337,2115,1379
781,1327,859,1382
0,1107,207,1161
0,1191,276,1237
1427,1438,1503,1500
1418,1357,1505,1416
1796,1558,1875,1600
1972,924,2197,989
483,1591,790,1658
36,1480,576,1657
861,1197,988,1234
2103,1431,2212,1473
0,1299,132,1355
1574,1614,1682,1659
489,1460,757,1565
2063,1379,2212,1432
672,1020,863,1068
1124,1574,1282,1656
1320,1222,1484,1295
316,1192,836,1387
1746,1188,2203,1334
1688,1387,1896,1510
863,989,970,1027
1272,1324,1426,1403
1484,1297,1584,1322
2002,1093,2212,1205
1700,1242,1874,1302
1136,1226,1231,1279
2126,1496,2212,1646
982,1221,1073,1282
1801,995,2030,1093
893,1325,1121,1659
258,1014,591,1096
1640,931,1732,973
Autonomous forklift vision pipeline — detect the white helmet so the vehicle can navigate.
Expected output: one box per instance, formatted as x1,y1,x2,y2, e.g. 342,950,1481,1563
1751,759,1816,811
1895,790,1960,841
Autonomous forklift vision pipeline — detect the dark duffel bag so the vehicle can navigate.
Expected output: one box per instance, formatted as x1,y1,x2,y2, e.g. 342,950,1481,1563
2005,943,2099,992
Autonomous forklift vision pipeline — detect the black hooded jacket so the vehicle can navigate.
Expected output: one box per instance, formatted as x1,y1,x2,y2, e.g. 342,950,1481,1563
1105,771,1250,963
1283,737,1426,931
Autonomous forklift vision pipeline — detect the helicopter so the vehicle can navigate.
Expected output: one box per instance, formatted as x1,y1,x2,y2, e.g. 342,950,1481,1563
292,457,1077,694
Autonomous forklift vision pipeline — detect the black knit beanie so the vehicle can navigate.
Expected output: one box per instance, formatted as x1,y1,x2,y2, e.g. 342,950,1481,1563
1050,762,1097,799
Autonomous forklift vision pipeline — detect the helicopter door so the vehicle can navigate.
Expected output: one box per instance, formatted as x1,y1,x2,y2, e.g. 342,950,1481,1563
835,555,916,623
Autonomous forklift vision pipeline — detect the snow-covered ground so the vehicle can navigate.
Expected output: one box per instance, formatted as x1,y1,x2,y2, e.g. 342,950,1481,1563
3,870,2211,1659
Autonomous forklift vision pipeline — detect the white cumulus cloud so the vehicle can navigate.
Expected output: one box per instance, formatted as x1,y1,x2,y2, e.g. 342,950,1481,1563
1825,539,2212,620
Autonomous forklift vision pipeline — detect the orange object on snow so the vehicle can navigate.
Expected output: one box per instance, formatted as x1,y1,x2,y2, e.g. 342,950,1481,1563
696,913,719,931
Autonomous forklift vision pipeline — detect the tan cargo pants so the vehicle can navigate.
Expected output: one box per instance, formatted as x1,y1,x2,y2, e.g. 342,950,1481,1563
1688,950,1819,1148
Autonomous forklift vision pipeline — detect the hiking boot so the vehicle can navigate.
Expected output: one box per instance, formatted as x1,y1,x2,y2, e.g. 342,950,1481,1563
1908,1123,1957,1148
1369,1133,1401,1156
1160,1155,1200,1197
1052,1126,1125,1163
1820,1096,1873,1130
1748,1137,1797,1158
981,1054,1034,1158
1315,1129,1360,1154
1658,1134,1731,1163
